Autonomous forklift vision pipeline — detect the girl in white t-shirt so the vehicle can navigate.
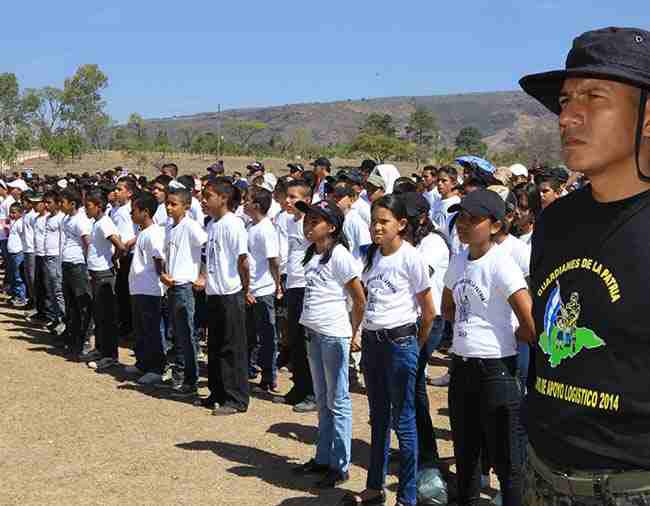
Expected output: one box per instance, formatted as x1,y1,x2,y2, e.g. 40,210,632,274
441,189,534,506
292,199,366,489
344,195,435,506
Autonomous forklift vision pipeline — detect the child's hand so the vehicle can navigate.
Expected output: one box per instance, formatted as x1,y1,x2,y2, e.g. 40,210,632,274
193,277,206,291
245,292,256,305
160,273,175,288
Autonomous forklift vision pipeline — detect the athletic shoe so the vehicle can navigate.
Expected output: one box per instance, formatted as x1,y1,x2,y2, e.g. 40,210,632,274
89,357,117,371
293,397,318,413
170,383,197,398
251,382,279,394
11,299,28,308
123,365,143,375
79,349,102,362
51,322,66,336
25,312,47,323
137,372,162,385
427,373,450,387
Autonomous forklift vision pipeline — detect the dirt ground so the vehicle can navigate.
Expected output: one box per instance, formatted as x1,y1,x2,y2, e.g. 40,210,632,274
0,292,496,506
18,151,420,179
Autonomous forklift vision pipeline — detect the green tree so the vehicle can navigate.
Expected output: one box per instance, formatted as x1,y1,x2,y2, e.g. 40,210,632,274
361,113,396,137
350,133,414,163
224,120,267,150
32,86,66,137
455,126,488,156
127,113,147,142
0,140,17,170
14,126,33,151
406,107,438,146
154,129,172,155
0,73,39,142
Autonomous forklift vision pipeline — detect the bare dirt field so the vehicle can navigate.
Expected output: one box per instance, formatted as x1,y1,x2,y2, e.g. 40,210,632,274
0,291,497,506
17,151,420,180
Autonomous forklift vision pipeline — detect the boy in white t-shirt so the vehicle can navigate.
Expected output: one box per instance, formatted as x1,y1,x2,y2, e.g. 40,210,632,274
85,189,126,367
430,165,461,231
27,195,49,323
6,203,27,306
198,179,251,415
127,193,166,385
160,187,207,398
20,193,38,310
243,186,282,393
151,174,173,227
59,188,93,357
42,190,65,332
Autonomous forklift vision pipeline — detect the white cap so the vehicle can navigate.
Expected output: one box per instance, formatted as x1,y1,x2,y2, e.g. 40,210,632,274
57,179,68,189
256,180,274,192
509,163,528,177
8,179,30,192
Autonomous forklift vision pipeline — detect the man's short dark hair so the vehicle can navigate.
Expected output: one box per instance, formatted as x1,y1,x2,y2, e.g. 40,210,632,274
287,179,313,199
153,174,173,189
249,186,273,215
133,192,158,218
161,163,179,177
117,176,137,195
167,187,192,206
204,179,241,212
85,189,107,210
61,188,83,208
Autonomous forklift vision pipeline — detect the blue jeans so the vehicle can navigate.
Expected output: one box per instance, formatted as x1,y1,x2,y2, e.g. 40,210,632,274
7,252,26,301
168,284,198,386
246,294,278,385
416,317,445,468
362,329,419,506
306,329,352,473
516,342,530,389
43,255,64,321
132,295,165,375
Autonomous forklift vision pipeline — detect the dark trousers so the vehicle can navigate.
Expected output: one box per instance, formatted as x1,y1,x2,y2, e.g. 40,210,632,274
24,252,36,304
449,355,524,506
115,254,133,335
286,287,314,400
168,284,198,386
34,255,47,316
132,295,165,374
89,269,118,359
207,291,249,411
62,262,92,353
246,294,278,385
416,317,445,469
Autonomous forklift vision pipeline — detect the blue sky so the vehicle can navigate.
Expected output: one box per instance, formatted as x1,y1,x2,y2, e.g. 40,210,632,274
4,1,649,123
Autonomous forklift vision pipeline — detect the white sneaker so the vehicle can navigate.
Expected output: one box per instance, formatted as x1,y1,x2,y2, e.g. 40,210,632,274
123,365,143,375
427,373,450,387
137,372,162,385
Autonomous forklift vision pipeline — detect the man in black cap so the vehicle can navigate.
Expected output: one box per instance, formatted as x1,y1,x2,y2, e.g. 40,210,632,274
287,163,305,180
520,27,650,505
246,162,265,182
311,157,332,203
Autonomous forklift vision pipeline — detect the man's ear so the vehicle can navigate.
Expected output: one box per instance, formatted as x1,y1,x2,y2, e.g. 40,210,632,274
644,98,650,138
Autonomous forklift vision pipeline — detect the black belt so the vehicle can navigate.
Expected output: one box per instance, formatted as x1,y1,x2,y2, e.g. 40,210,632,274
363,324,417,342
529,444,650,496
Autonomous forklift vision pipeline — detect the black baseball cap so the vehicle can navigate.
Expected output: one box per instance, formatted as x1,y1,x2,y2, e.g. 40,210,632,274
332,185,355,200
401,192,430,219
449,189,505,221
295,199,344,230
246,162,265,173
287,163,305,174
311,157,331,168
359,159,376,174
337,169,364,185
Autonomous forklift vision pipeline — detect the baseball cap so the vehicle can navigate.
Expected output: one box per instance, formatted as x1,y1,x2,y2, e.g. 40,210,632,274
287,163,305,174
246,162,265,173
295,199,344,230
8,179,29,192
337,169,364,185
487,185,519,213
26,191,43,202
332,185,355,200
365,171,386,191
311,157,331,168
509,164,529,178
449,189,506,222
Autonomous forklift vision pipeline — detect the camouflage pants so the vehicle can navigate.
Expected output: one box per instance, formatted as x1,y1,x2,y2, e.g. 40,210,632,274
523,461,650,506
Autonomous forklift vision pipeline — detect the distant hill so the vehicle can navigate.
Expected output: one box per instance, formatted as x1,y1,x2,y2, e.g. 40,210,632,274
142,91,556,152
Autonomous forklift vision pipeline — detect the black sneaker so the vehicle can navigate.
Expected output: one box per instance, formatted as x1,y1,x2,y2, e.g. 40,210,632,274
170,384,197,398
292,459,330,475
316,469,349,488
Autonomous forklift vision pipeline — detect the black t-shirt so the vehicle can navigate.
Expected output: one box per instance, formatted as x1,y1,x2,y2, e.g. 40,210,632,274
528,186,650,470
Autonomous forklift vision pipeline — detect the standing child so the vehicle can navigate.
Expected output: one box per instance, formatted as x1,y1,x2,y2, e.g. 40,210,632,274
243,186,282,392
199,179,251,415
6,203,27,307
292,199,366,489
344,195,435,506
430,165,461,231
85,189,125,367
127,192,166,384
27,195,48,323
442,190,534,506
59,188,92,357
160,187,207,397
42,190,65,335
20,193,37,310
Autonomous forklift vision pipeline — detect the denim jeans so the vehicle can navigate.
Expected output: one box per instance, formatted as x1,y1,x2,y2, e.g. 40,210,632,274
416,316,445,469
7,252,26,301
207,291,250,411
449,355,524,506
362,329,419,506
517,342,530,390
246,294,278,385
168,284,198,386
306,328,352,473
23,252,35,304
132,295,165,375
89,269,118,359
62,262,92,353
43,255,64,321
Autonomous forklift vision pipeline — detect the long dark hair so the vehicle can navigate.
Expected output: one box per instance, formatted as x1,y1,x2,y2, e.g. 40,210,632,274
407,211,450,254
364,194,410,273
302,216,349,266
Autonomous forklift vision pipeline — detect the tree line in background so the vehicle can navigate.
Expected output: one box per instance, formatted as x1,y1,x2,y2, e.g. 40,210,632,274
0,66,561,171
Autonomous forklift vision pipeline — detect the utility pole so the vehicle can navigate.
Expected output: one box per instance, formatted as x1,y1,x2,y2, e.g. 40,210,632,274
216,103,222,158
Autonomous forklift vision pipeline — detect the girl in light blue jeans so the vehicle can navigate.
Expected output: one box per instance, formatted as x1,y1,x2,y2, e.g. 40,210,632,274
291,199,366,490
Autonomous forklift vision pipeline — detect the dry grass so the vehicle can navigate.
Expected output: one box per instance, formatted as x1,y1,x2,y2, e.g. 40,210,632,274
19,151,420,179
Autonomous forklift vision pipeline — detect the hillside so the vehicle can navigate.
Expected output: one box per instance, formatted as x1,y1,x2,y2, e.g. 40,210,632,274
142,91,556,152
